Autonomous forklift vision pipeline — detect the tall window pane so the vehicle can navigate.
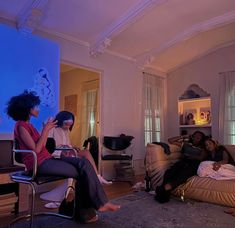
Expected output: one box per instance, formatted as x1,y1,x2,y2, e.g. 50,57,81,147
143,72,164,145
219,71,235,144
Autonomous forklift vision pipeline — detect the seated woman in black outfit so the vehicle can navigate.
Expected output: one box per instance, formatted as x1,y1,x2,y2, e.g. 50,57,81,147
197,137,235,217
155,131,206,203
197,137,235,179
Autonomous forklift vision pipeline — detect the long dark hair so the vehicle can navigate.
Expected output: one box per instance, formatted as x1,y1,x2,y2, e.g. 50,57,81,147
55,111,75,131
205,137,235,165
6,91,40,121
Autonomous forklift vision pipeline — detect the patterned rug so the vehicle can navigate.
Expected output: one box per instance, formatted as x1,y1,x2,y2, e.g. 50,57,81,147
10,191,235,228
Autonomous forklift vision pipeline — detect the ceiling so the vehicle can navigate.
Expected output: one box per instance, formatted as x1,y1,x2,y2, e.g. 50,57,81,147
1,0,235,73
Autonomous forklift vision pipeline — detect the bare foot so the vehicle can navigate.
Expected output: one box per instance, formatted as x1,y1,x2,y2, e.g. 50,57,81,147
85,215,99,223
98,175,113,185
224,208,235,214
98,202,121,212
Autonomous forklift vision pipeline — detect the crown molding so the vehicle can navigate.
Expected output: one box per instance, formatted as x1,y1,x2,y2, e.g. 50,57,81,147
89,0,168,57
167,40,235,73
89,38,112,57
16,0,49,34
39,28,89,47
38,27,136,63
105,49,136,62
137,9,235,67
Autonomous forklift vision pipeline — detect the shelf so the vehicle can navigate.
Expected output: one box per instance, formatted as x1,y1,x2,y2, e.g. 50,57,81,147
178,93,211,135
178,97,211,103
180,124,211,128
0,168,29,215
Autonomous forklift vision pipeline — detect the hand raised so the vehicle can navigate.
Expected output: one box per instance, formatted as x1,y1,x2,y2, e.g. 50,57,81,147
43,118,57,132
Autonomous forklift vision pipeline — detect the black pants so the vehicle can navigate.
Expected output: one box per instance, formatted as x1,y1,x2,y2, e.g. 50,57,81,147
37,156,108,210
162,158,200,190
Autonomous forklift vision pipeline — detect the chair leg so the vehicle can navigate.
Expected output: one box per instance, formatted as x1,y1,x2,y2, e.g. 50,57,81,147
9,180,75,227
9,181,35,228
29,182,36,228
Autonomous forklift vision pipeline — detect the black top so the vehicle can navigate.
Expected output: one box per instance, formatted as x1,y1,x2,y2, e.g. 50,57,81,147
181,142,204,168
181,142,203,157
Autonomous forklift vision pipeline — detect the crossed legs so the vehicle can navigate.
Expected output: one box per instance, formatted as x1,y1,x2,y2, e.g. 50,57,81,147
38,157,120,214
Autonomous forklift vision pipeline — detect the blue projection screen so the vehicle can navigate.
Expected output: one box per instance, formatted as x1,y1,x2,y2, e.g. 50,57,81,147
0,24,60,137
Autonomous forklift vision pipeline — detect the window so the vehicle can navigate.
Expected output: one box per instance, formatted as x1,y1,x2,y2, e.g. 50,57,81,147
219,71,235,144
143,72,164,145
224,84,235,144
82,89,98,138
80,78,99,146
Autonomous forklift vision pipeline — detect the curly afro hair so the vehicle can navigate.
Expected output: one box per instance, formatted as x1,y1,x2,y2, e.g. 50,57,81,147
6,91,40,121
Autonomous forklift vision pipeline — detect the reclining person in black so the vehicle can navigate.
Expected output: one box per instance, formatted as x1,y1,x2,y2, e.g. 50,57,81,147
155,131,206,203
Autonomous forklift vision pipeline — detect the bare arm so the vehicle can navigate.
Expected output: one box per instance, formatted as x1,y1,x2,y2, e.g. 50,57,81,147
221,150,229,164
18,119,57,154
168,135,188,147
213,149,229,170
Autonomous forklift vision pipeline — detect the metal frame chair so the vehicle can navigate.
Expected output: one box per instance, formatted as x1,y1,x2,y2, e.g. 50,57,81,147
101,136,134,182
9,141,77,228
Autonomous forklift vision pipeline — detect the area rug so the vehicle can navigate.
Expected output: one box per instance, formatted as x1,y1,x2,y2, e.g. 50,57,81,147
9,191,235,228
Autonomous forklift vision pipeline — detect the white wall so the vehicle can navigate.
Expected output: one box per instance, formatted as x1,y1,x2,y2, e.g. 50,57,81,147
36,31,152,175
167,44,235,140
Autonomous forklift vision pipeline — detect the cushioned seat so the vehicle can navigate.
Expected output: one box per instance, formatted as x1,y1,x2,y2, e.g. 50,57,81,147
102,154,132,161
11,171,66,184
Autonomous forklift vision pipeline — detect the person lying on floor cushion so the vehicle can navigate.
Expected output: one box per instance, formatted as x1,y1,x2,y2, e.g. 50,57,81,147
197,137,235,180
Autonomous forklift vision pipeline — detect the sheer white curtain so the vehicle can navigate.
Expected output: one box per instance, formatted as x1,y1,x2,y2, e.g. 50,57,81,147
81,89,98,143
143,72,164,145
219,71,235,144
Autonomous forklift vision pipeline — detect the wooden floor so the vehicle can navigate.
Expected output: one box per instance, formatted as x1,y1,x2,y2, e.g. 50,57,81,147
0,175,144,227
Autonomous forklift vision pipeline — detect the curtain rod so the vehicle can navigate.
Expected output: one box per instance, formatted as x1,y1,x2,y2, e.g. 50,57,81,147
142,71,159,77
218,70,235,74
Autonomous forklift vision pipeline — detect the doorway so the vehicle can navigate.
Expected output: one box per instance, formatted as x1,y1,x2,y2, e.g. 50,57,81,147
59,63,100,149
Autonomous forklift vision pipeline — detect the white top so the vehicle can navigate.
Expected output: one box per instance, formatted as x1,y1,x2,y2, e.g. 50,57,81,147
48,127,71,147
48,127,72,157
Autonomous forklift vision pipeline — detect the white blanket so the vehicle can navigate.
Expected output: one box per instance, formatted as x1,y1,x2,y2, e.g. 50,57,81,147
197,161,235,180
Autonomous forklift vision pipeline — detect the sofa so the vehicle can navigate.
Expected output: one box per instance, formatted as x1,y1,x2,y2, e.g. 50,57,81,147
145,143,235,207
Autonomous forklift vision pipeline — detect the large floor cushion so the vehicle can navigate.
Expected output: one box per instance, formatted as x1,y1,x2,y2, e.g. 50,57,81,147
174,176,235,207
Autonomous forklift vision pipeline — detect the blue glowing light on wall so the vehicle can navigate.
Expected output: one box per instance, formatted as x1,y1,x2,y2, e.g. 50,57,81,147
0,24,60,134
